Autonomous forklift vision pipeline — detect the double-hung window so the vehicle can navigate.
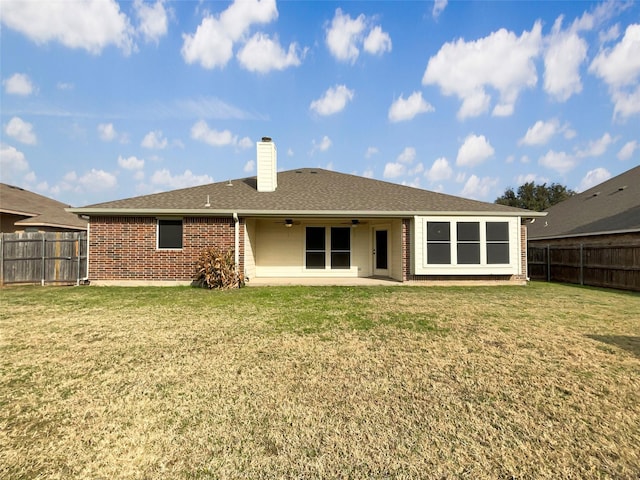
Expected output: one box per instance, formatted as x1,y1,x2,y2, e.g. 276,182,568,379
486,222,510,264
305,227,326,269
305,226,351,270
457,222,480,264
157,219,183,249
426,222,451,264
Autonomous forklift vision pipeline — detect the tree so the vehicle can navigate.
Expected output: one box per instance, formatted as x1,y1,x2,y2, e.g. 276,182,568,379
495,182,575,211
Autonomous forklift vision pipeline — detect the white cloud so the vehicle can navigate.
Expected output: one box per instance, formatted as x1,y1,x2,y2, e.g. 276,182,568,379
578,168,611,192
516,173,549,185
433,0,448,19
98,123,118,142
543,17,588,101
5,117,37,145
181,0,278,69
362,168,374,178
325,8,391,63
141,130,168,149
0,0,134,54
237,136,253,149
409,163,424,175
3,73,34,96
310,85,354,116
0,144,30,183
311,136,332,153
150,169,213,189
461,175,499,199
589,24,640,119
134,0,169,44
425,157,453,182
388,91,434,122
57,82,74,91
190,120,241,147
325,9,366,63
244,159,255,173
600,24,620,44
237,33,304,73
590,24,640,87
383,162,406,179
456,134,494,167
397,147,416,164
576,133,613,158
611,85,640,119
365,147,379,158
538,150,577,174
118,155,144,170
423,22,542,119
617,140,638,160
519,119,560,146
78,169,118,191
287,148,294,157
363,26,392,55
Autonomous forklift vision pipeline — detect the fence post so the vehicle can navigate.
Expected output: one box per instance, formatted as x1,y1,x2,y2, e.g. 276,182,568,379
546,244,551,282
41,235,46,286
580,243,584,286
77,237,81,286
0,233,4,286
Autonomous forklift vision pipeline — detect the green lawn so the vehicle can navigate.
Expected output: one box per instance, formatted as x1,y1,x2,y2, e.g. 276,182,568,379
1,283,639,479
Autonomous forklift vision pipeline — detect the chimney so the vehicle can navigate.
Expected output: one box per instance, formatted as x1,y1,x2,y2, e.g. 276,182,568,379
257,136,277,192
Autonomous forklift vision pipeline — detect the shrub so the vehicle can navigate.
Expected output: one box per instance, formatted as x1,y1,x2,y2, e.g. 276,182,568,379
193,247,244,289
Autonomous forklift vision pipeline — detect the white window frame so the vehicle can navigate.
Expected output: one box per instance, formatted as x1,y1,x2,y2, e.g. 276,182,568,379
157,218,183,250
413,216,520,275
304,225,353,271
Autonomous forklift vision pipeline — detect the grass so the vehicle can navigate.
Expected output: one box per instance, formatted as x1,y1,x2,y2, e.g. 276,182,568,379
1,282,639,479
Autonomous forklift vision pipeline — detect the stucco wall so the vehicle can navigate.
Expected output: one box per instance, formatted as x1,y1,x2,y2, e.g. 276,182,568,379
89,216,242,281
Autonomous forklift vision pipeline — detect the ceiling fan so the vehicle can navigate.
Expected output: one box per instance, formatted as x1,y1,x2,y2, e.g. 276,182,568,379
274,218,301,227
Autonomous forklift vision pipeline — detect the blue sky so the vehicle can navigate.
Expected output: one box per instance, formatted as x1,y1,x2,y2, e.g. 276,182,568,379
1,0,639,207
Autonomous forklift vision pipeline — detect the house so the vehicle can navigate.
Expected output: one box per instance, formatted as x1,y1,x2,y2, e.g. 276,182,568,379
528,165,640,246
527,165,640,291
1,183,88,233
69,138,544,286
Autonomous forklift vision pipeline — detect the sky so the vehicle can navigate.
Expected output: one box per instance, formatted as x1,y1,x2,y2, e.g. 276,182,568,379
1,0,639,208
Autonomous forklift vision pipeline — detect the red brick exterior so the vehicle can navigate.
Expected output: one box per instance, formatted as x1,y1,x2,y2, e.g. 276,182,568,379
89,216,243,281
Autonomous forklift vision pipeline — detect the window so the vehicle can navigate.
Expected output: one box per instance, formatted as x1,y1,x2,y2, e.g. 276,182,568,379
457,222,480,264
331,227,351,269
427,221,451,264
486,222,509,264
305,227,325,269
157,219,183,249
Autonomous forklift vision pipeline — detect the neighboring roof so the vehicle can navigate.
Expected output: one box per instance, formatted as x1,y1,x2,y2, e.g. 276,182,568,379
529,165,640,240
70,168,539,218
0,183,88,230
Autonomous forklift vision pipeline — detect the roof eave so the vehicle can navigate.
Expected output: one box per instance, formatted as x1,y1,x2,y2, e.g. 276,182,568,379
529,227,640,241
67,207,545,218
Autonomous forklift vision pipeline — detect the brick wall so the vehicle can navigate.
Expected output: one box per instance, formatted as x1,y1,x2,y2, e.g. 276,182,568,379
89,216,243,281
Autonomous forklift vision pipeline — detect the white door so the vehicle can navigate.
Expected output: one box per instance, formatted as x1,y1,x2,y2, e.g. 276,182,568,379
373,228,389,276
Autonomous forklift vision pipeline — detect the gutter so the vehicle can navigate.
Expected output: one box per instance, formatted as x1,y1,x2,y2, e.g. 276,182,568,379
66,208,547,219
233,212,239,270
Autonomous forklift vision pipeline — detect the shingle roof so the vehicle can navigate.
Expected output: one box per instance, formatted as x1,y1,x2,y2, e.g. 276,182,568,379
0,183,88,230
528,165,640,239
72,168,535,217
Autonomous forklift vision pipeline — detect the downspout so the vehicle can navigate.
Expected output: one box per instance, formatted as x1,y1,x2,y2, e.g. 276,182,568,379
233,213,239,270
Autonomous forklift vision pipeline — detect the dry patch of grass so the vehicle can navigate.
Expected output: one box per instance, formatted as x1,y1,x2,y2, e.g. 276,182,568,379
1,283,639,479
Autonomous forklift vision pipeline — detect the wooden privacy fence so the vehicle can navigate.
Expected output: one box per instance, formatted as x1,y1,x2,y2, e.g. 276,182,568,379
0,232,88,286
528,244,640,292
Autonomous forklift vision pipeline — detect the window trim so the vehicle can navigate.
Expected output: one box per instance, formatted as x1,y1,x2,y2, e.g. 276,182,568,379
157,218,183,250
304,225,352,271
416,216,519,275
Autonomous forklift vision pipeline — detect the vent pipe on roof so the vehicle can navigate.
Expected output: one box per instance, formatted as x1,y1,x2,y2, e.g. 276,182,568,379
257,137,277,192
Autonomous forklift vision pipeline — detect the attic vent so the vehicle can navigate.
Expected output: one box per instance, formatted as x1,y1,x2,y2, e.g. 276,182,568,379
310,170,318,174
591,191,601,197
261,136,272,142
618,185,627,191
295,170,303,173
